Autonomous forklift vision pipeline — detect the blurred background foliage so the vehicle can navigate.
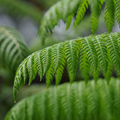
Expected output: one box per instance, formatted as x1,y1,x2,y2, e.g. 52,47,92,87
0,0,120,119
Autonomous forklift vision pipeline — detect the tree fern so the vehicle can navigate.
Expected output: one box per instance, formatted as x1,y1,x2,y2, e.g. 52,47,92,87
13,32,120,102
0,26,29,73
38,0,119,43
5,78,120,120
0,0,42,23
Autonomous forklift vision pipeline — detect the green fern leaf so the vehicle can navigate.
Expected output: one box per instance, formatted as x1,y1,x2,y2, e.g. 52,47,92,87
52,43,65,85
64,40,79,83
42,47,52,75
13,32,120,101
104,53,113,83
98,80,112,119
74,0,89,27
22,61,28,84
6,78,120,120
89,0,103,33
48,87,60,120
61,0,71,22
104,0,115,33
92,35,108,75
46,63,54,87
34,52,43,81
87,81,99,119
75,82,87,120
27,55,37,85
113,80,120,119
38,0,120,43
66,13,74,30
0,26,29,72
81,36,99,81
38,0,83,43
79,40,90,83
104,33,120,76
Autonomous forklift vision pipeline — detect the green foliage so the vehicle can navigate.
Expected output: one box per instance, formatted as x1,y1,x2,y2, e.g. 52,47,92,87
0,26,29,73
38,0,120,43
104,0,115,33
74,0,89,28
13,32,120,102
89,0,103,33
5,78,120,120
115,0,120,27
2,0,120,119
0,84,47,120
0,0,42,23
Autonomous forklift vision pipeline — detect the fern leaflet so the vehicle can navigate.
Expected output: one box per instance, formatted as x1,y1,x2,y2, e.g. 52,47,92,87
38,0,119,43
104,0,115,33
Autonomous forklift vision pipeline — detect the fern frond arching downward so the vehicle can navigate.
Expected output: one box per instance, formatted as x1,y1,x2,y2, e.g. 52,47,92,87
13,32,120,102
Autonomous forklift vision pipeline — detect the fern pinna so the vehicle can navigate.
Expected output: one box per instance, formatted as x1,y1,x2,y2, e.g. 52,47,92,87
0,26,29,73
13,32,120,102
6,78,120,120
38,0,120,43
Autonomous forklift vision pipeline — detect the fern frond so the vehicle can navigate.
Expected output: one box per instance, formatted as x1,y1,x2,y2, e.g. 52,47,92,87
66,13,74,30
64,40,79,83
103,33,120,76
46,62,54,87
82,36,99,81
79,46,90,83
92,35,108,75
0,0,42,23
52,43,65,85
104,0,115,33
13,32,120,101
6,78,120,120
38,0,85,43
37,0,120,43
34,52,43,80
0,26,29,73
27,55,37,85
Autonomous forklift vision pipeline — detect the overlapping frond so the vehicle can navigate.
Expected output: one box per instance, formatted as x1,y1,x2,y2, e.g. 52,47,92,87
13,32,120,102
5,78,120,120
0,26,29,73
0,0,42,23
38,0,118,43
